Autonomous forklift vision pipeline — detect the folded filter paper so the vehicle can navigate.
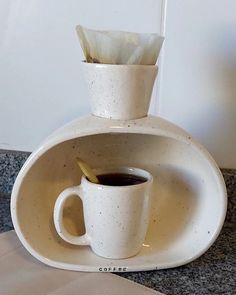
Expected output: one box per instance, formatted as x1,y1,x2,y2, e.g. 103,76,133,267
76,25,164,65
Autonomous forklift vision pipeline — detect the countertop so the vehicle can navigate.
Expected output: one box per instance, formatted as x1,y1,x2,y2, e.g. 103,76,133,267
0,151,235,295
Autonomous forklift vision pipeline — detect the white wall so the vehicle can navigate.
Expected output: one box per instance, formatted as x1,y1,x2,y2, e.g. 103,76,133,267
0,0,164,151
159,0,236,168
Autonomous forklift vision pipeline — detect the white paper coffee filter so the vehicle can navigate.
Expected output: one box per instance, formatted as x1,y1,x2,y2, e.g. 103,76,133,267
76,25,164,65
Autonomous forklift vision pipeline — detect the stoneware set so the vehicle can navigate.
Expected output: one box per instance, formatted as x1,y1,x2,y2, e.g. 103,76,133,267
11,63,227,272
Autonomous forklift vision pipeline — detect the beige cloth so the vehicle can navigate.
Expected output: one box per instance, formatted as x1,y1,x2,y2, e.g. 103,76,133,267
0,231,165,295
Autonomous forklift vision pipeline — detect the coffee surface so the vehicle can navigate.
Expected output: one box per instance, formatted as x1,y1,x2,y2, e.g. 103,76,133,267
97,173,147,186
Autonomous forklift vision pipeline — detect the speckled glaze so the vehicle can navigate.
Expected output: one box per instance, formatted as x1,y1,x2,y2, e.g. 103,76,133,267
82,62,158,120
10,115,227,272
54,167,153,259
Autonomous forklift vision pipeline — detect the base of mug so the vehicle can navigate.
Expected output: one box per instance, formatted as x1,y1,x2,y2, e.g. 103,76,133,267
90,246,142,260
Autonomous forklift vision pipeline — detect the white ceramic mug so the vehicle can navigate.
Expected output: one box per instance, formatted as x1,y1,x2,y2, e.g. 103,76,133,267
53,167,153,259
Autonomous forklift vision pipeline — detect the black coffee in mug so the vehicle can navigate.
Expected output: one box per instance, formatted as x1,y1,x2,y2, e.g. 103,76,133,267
96,173,147,186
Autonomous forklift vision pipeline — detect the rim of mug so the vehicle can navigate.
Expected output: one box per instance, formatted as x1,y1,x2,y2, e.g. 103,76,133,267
81,60,158,68
81,166,153,188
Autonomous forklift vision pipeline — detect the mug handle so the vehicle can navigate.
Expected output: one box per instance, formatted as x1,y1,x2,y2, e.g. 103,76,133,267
53,186,90,246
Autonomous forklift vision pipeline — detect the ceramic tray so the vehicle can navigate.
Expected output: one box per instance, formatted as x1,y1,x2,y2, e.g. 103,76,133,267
11,116,227,272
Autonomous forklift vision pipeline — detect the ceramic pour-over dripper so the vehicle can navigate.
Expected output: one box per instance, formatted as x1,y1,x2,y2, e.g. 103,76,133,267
77,25,163,120
81,62,158,120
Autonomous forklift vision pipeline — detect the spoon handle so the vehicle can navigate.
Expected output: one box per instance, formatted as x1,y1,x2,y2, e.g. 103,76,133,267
76,157,99,184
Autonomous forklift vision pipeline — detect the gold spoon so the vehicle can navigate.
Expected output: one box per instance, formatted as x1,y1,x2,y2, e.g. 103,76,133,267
76,157,99,184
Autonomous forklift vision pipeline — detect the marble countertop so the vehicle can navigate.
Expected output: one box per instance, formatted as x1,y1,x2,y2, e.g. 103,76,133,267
0,150,235,295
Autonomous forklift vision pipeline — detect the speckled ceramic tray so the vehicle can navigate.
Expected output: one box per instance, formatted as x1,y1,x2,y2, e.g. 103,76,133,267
11,116,227,272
